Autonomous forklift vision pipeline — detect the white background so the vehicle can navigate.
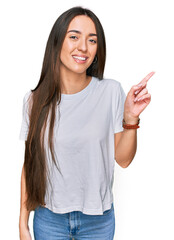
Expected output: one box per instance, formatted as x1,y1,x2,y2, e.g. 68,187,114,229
0,0,173,239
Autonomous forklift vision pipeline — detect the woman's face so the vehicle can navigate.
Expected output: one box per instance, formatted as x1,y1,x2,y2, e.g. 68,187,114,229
60,15,98,76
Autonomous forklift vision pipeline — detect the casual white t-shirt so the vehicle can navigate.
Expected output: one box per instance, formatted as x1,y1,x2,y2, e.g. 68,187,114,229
19,76,126,215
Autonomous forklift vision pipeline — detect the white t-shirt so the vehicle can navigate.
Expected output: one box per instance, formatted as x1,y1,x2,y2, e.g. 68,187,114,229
19,76,126,215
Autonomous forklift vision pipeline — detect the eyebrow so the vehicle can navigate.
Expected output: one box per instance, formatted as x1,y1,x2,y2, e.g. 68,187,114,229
67,30,97,37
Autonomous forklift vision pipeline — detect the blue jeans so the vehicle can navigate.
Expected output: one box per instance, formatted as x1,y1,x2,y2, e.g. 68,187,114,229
33,203,115,239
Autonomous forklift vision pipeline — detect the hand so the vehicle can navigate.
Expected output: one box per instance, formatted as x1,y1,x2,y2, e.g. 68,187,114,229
19,226,32,240
124,71,155,124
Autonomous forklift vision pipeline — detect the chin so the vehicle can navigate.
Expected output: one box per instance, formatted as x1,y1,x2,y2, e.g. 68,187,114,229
71,66,89,74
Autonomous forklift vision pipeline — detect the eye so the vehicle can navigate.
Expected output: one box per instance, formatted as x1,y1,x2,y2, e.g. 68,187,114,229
70,35,78,40
89,39,97,44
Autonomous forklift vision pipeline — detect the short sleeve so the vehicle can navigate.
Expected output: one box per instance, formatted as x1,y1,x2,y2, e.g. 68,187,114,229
19,91,32,141
114,82,126,133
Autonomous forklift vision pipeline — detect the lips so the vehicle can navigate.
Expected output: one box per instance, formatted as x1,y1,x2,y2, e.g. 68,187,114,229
72,55,88,63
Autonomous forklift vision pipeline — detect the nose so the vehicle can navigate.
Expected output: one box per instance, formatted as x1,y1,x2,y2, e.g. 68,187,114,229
77,37,87,52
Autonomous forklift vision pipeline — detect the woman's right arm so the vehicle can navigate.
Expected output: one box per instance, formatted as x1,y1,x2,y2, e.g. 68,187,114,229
19,164,32,240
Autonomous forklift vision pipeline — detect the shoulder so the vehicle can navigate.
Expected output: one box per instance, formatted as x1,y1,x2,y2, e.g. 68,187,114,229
94,77,122,92
22,90,33,115
23,90,32,104
95,76,121,86
98,77,126,103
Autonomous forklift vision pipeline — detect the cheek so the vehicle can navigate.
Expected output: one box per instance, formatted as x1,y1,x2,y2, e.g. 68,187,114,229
89,46,98,61
91,45,97,57
64,40,75,52
60,41,76,61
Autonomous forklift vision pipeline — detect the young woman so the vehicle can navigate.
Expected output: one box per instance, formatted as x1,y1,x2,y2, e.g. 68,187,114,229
19,6,155,240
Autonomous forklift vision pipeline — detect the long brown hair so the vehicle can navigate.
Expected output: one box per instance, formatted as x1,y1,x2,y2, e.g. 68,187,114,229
24,6,106,211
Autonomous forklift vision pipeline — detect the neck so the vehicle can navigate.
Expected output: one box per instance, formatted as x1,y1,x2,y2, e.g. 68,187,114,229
60,68,91,94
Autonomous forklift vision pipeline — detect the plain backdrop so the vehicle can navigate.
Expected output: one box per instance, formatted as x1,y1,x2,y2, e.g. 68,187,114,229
0,0,173,239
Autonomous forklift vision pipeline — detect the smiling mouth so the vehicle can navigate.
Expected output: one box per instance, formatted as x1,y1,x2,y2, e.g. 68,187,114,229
72,55,88,63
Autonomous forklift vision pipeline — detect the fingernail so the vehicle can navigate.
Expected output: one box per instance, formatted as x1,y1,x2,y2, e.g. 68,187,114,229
135,90,139,95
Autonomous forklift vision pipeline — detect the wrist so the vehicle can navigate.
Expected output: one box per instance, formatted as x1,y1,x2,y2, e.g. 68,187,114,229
123,114,139,125
122,115,140,130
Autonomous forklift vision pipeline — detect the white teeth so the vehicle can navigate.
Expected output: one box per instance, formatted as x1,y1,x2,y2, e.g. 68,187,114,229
73,56,87,61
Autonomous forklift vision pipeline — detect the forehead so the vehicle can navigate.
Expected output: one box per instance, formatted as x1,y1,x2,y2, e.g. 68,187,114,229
67,15,96,33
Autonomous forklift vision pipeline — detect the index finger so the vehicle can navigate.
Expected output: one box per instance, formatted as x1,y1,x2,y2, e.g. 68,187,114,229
138,71,155,85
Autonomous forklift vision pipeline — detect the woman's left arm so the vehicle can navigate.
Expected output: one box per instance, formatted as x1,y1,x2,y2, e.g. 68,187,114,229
115,71,155,168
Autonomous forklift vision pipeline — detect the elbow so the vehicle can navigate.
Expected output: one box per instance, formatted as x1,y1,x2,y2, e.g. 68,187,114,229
118,162,130,169
115,151,136,168
122,162,131,168
115,158,133,168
